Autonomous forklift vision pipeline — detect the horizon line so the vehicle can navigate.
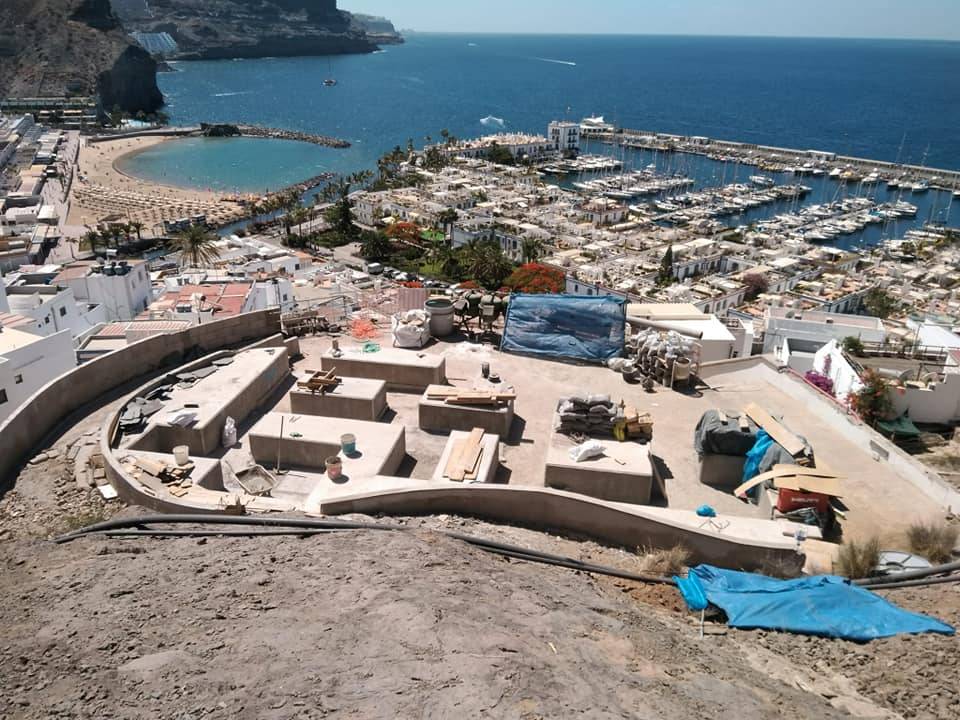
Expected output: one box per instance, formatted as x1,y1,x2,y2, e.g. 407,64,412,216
398,30,960,43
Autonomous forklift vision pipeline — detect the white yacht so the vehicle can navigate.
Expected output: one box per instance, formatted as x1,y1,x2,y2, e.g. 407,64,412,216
749,175,775,187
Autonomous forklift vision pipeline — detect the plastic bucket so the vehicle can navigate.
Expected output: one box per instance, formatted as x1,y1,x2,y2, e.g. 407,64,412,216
341,433,357,455
425,298,455,337
325,456,343,480
173,445,190,466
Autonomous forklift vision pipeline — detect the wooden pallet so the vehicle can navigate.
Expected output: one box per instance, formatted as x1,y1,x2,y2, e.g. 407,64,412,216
297,367,340,394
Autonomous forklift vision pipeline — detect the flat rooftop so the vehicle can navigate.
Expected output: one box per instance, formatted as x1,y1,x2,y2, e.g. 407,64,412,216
280,336,941,541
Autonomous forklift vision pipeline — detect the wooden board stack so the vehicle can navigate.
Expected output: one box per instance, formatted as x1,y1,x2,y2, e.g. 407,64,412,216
743,403,807,459
297,367,341,394
443,428,485,482
623,405,654,439
426,385,516,407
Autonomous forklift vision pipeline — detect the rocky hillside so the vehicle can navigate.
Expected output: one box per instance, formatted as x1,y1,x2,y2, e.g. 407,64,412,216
121,0,401,60
0,0,163,114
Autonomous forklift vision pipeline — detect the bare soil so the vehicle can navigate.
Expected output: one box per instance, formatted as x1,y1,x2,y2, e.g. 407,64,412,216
1,415,957,719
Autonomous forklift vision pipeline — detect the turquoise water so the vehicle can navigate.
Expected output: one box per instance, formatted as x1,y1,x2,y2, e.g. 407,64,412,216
115,136,335,193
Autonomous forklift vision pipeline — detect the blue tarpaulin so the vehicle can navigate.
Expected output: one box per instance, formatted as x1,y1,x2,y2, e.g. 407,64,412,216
500,294,625,363
687,565,955,641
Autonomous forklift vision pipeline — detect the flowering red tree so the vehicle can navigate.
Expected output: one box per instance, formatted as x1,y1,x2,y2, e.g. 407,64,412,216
385,222,422,244
458,280,480,290
504,263,565,294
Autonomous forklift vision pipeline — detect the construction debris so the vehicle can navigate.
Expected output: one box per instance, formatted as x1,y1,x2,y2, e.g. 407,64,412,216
121,455,196,492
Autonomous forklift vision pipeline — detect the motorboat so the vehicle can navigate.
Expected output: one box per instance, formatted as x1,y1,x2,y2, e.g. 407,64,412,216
749,175,775,187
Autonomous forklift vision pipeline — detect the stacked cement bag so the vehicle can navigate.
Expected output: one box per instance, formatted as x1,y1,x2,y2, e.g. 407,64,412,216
556,394,618,436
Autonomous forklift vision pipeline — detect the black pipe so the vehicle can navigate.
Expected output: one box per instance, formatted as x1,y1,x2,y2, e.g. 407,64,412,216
854,558,960,586
861,573,960,591
102,528,349,539
53,514,674,585
53,514,403,543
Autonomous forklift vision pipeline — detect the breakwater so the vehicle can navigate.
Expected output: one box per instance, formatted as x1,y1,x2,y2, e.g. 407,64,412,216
605,128,960,188
237,125,351,149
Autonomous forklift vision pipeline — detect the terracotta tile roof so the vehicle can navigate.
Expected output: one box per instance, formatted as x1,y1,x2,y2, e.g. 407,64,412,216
0,312,38,330
152,282,251,318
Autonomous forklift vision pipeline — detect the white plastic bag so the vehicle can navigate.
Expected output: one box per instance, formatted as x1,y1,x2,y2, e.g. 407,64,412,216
222,416,237,448
569,440,606,463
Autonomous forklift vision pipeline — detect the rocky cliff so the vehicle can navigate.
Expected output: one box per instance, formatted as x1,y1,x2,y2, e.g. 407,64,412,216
0,0,163,114
121,0,400,60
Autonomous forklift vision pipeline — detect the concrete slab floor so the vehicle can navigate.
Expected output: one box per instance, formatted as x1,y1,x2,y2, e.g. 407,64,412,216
290,336,944,542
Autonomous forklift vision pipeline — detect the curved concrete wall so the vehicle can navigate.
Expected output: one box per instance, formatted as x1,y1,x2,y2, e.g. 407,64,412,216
320,485,803,573
0,309,280,485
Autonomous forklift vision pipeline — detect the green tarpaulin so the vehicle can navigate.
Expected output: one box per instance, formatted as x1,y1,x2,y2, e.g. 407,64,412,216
876,415,921,438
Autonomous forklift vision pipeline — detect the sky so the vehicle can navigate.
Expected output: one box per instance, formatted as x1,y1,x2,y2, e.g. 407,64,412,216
347,0,960,41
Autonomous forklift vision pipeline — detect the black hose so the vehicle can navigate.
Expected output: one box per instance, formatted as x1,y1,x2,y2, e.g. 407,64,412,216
861,573,960,591
53,514,675,585
102,528,350,539
53,514,403,543
854,558,960,587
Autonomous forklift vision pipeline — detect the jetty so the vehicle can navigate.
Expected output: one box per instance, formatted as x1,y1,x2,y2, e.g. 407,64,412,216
595,126,960,189
87,124,351,149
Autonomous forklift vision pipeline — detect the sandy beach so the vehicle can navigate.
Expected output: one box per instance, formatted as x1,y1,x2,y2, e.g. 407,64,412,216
67,135,251,233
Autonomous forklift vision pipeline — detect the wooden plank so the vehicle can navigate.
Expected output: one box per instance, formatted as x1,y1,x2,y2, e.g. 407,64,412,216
733,465,812,497
443,439,467,480
771,464,842,479
743,403,806,457
446,396,499,406
774,475,842,497
449,428,484,481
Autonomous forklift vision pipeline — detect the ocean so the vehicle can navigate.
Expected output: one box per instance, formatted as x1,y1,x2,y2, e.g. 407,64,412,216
123,34,960,245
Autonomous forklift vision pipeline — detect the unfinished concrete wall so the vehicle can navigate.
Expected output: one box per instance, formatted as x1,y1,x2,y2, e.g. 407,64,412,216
320,486,804,573
0,309,281,484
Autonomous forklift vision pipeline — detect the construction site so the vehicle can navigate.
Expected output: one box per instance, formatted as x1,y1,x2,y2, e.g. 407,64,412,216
1,292,958,719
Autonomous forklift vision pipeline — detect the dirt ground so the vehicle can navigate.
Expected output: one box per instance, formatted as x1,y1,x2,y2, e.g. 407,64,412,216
1,357,958,719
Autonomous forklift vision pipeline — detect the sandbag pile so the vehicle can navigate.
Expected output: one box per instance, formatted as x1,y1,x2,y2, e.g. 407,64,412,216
556,394,617,435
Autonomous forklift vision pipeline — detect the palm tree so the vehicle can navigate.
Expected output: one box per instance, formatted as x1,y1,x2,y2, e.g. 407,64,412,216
360,230,391,261
129,221,145,242
437,208,458,239
172,225,221,268
520,238,544,264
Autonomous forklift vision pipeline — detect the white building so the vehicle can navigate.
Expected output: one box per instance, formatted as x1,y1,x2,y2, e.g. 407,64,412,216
579,116,616,137
763,307,886,369
548,121,580,154
627,303,738,363
0,280,105,341
53,260,152,322
0,324,76,423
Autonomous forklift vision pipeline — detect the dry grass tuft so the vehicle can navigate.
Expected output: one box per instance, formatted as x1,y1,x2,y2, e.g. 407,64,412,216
906,522,958,564
836,536,881,579
638,545,691,576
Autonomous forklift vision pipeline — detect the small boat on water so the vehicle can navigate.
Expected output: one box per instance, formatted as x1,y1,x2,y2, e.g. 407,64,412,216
910,180,930,193
749,175,775,187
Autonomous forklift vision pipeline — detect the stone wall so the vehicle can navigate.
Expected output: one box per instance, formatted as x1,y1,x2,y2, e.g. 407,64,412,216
0,309,280,485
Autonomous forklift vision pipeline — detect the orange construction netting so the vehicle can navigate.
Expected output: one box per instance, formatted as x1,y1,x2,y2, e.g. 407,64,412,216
350,318,380,340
